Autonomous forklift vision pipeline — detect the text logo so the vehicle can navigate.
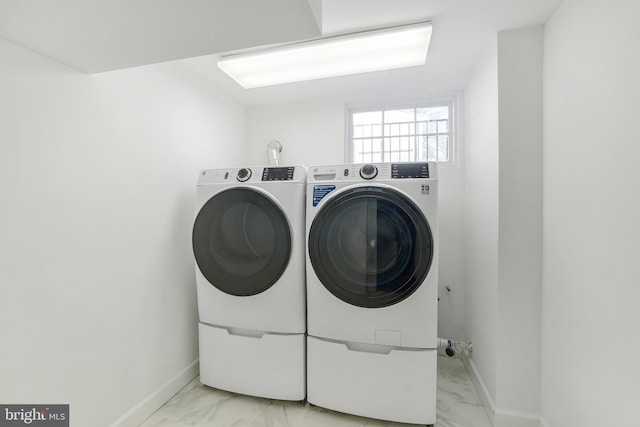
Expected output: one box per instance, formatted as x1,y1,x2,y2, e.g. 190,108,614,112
1,405,68,426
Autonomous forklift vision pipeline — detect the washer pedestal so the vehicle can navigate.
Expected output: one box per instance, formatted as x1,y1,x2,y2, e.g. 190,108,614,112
199,323,305,400
307,335,436,425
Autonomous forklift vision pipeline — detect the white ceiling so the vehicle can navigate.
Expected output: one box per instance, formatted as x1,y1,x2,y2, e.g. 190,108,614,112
0,0,562,105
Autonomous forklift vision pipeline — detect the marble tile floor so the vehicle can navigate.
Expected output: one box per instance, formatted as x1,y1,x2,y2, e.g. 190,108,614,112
139,356,491,427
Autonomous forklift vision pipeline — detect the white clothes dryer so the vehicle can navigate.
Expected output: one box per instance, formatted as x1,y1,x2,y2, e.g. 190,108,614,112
305,162,438,424
192,166,306,401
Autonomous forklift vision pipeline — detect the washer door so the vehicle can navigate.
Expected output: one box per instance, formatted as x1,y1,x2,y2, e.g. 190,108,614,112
308,186,432,308
193,187,291,296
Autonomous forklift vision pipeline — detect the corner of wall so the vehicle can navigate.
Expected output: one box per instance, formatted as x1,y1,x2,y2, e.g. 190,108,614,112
463,357,496,425
108,359,199,427
465,357,544,427
464,24,544,426
306,0,323,33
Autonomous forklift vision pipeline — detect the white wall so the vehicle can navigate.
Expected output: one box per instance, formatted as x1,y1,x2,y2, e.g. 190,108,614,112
542,0,640,426
463,35,500,410
464,27,543,426
0,38,246,426
247,97,467,340
246,100,345,166
496,26,543,423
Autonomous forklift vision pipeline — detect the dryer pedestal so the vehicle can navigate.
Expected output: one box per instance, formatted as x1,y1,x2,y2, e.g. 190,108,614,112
199,323,305,401
307,335,436,425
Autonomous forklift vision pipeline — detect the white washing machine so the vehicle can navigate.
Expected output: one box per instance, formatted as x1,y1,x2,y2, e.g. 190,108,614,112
305,162,438,425
192,165,306,400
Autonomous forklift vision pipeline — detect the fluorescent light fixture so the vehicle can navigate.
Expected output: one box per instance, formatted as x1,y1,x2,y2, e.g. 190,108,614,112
217,22,432,89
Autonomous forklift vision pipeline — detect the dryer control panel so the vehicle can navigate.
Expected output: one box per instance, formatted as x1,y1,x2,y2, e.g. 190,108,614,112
197,166,306,185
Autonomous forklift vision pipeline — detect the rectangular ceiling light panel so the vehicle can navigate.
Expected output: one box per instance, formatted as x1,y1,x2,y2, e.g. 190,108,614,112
217,22,432,89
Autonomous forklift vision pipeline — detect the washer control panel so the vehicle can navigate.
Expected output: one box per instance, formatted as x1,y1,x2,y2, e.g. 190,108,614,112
311,163,434,182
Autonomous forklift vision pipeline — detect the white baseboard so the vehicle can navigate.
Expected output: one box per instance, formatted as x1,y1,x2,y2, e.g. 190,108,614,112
462,357,542,427
108,359,199,427
494,409,541,427
463,357,496,425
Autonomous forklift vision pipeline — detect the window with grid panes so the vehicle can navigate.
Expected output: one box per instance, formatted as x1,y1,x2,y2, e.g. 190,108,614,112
348,103,452,163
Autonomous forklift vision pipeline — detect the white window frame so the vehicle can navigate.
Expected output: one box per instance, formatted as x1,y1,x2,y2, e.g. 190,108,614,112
345,95,458,165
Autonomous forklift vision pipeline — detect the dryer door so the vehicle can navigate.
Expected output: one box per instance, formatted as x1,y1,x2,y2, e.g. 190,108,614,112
308,186,432,308
193,188,291,296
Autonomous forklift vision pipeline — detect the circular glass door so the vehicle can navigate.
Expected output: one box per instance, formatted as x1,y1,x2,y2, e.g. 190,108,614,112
308,186,433,308
192,188,291,296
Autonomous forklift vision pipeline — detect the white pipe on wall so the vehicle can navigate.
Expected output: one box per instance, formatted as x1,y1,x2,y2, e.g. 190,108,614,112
266,140,282,166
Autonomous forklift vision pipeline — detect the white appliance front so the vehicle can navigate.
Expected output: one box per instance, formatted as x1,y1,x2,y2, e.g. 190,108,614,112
305,163,438,349
307,336,437,425
193,165,306,400
305,162,439,424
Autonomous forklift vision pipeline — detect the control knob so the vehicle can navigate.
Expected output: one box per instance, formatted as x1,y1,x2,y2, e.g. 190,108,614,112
359,164,378,180
237,168,252,182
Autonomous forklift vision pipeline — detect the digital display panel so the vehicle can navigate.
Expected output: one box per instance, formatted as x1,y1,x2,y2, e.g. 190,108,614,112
262,167,295,181
391,163,429,179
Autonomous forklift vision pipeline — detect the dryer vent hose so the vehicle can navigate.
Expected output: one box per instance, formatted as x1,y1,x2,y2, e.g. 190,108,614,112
266,140,282,166
438,338,473,358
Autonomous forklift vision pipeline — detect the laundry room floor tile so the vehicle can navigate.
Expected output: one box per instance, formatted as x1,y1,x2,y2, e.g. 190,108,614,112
139,356,491,427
